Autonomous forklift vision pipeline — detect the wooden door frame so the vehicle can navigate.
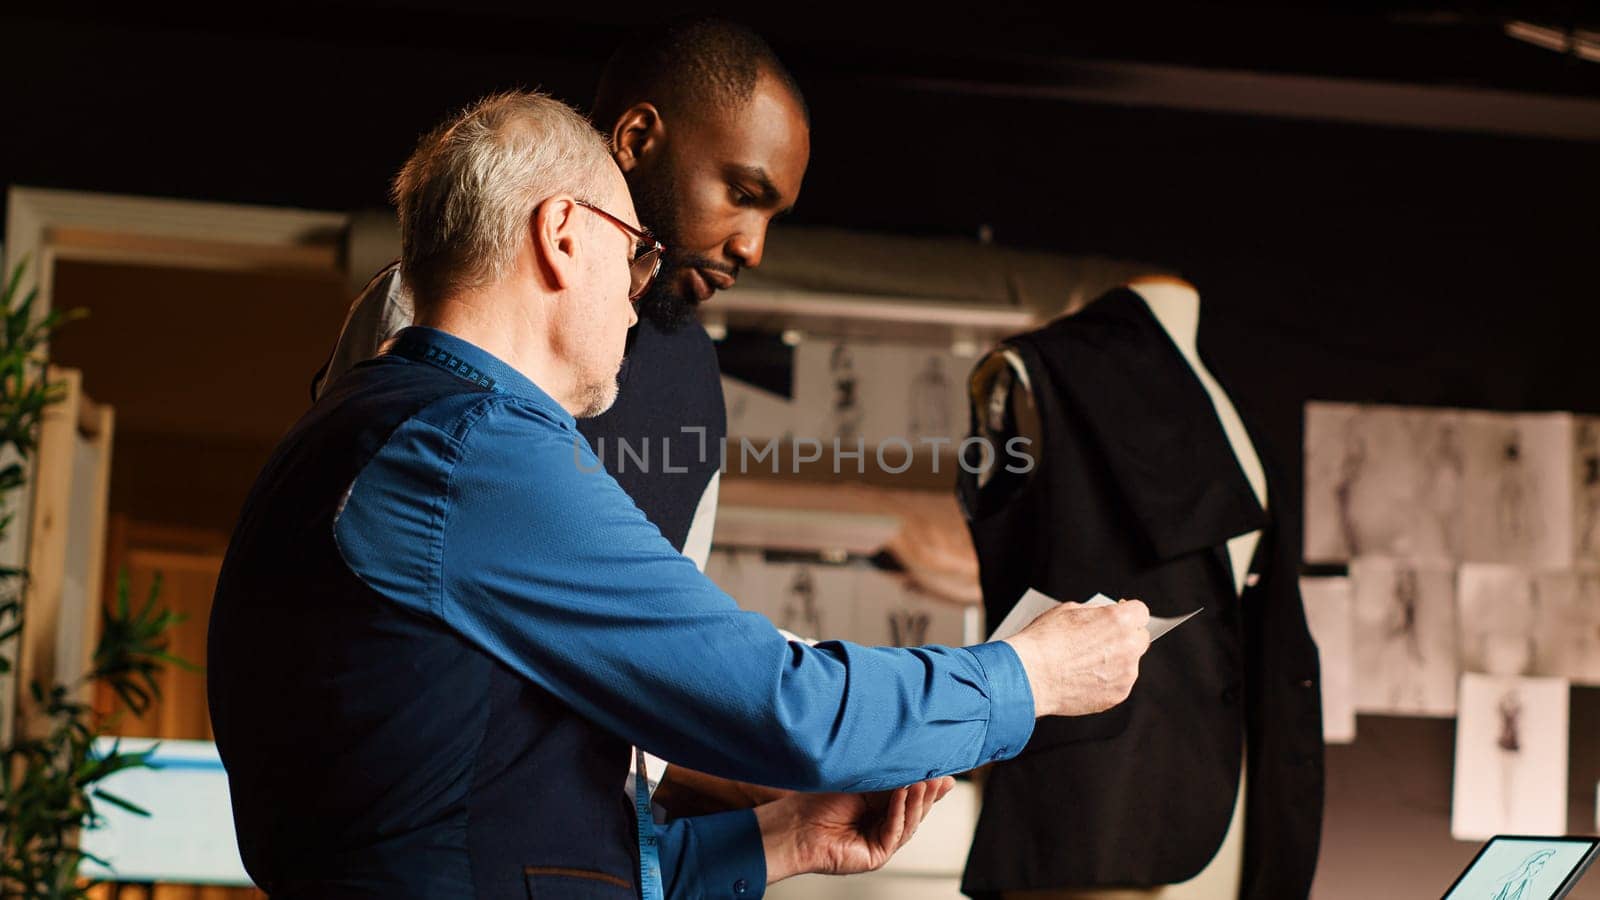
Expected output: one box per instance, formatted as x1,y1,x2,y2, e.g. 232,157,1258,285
1,187,349,742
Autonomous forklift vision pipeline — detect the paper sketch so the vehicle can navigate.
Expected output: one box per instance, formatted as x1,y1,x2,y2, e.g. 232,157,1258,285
704,547,761,608
1300,577,1357,743
1458,412,1573,568
1306,404,1579,566
1304,404,1466,563
1458,564,1538,677
722,376,796,443
1577,418,1600,564
1451,673,1569,841
851,569,970,648
793,341,971,449
1352,557,1459,716
825,342,864,444
1531,571,1600,686
907,355,952,441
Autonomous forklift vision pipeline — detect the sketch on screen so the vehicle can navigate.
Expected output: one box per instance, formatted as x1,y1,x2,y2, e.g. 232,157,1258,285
1451,673,1569,841
1352,557,1459,716
1490,849,1556,900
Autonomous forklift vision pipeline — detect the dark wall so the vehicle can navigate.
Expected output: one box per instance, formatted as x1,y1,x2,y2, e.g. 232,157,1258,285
6,11,1596,455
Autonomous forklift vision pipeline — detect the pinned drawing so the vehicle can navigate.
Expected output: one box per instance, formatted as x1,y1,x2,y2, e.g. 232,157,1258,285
1300,576,1357,743
1458,564,1538,677
1577,418,1600,563
1531,571,1600,685
1451,673,1569,841
1458,413,1573,568
1306,405,1581,566
908,355,951,442
1352,557,1459,716
1304,404,1465,563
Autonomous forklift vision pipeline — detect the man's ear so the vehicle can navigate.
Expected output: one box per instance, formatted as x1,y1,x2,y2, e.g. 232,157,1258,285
610,103,664,174
531,195,583,291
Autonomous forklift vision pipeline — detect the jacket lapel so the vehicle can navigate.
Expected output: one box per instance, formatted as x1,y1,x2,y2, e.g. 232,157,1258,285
1022,288,1267,565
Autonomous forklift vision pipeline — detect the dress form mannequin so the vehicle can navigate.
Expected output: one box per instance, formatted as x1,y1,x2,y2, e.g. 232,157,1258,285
1127,276,1267,595
977,277,1265,900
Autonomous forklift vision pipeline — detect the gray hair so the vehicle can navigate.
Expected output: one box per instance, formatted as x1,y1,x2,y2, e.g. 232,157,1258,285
391,90,614,307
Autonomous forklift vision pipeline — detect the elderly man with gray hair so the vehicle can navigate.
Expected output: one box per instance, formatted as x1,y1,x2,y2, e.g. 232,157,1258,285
207,90,1151,900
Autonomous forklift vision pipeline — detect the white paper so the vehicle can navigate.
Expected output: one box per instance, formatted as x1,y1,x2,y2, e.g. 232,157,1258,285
1351,557,1459,716
986,588,1199,643
1450,673,1569,841
1531,570,1600,685
1458,563,1538,677
1303,403,1580,567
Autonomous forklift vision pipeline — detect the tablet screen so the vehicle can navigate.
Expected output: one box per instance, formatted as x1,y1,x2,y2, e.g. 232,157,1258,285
1443,836,1599,900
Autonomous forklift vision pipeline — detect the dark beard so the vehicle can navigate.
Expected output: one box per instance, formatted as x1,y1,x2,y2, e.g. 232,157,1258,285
630,167,731,334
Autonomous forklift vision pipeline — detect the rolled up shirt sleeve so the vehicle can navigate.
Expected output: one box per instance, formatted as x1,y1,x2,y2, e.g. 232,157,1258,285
335,393,1035,792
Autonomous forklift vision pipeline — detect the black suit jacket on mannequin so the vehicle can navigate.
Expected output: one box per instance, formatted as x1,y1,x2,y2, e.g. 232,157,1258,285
957,289,1323,899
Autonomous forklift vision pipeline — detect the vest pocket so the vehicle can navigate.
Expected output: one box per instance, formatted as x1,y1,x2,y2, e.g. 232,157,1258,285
523,866,635,899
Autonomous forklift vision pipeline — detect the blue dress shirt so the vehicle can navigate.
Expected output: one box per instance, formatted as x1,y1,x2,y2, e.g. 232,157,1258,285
332,327,1036,895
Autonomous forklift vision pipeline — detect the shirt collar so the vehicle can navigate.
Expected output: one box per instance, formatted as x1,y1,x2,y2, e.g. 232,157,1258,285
383,326,577,430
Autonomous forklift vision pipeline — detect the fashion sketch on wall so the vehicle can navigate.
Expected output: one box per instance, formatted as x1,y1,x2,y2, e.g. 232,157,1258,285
1351,557,1459,716
1458,413,1572,568
825,343,864,444
1451,673,1569,841
1300,576,1357,743
1305,404,1578,567
1304,404,1465,563
793,341,971,450
1531,571,1600,686
1577,418,1600,563
907,355,951,442
849,569,972,648
1458,564,1538,677
705,551,973,648
722,376,797,444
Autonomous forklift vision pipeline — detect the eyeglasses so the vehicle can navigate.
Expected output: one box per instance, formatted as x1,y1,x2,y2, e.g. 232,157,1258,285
574,200,665,301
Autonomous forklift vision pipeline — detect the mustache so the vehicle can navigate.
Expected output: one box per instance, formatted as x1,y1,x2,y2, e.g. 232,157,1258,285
665,252,740,280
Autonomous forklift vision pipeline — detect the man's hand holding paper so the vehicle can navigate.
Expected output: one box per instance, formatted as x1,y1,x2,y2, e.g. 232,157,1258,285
995,589,1202,719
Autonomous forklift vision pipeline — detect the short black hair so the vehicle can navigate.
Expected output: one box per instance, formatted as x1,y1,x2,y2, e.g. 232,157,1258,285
593,17,808,131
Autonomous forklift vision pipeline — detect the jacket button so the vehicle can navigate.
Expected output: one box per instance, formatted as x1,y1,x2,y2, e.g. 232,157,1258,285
734,877,749,894
1300,678,1315,689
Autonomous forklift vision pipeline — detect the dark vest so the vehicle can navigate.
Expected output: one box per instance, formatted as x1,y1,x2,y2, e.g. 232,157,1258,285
578,317,727,553
208,360,639,899
957,289,1324,899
